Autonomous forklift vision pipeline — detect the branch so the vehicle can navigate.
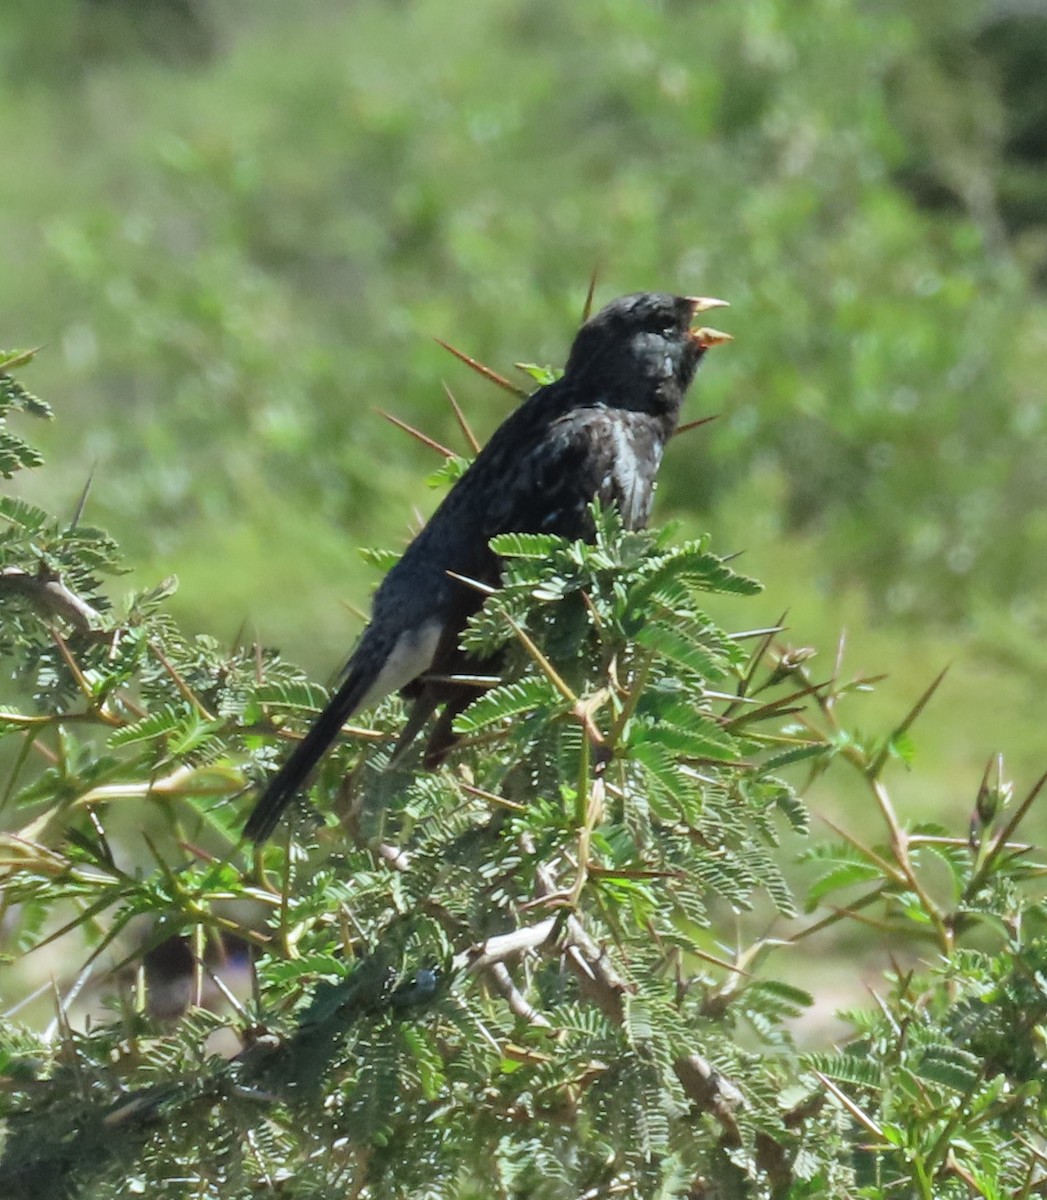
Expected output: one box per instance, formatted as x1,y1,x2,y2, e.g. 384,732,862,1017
484,962,553,1028
0,566,103,633
533,852,750,1139
673,1054,745,1143
533,858,629,1022
465,917,558,972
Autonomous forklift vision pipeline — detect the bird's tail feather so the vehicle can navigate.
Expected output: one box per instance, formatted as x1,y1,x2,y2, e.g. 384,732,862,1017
242,666,372,843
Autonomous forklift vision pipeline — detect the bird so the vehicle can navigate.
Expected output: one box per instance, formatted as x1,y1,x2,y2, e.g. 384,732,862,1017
243,292,730,842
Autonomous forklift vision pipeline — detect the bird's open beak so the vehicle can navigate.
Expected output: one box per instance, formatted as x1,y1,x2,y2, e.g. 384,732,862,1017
685,296,732,349
691,327,733,348
686,296,729,314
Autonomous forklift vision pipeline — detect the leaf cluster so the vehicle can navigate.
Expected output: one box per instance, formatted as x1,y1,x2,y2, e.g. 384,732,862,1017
1,365,1047,1199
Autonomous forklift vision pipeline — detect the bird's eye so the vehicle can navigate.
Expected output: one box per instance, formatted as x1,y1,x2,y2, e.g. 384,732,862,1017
640,308,678,339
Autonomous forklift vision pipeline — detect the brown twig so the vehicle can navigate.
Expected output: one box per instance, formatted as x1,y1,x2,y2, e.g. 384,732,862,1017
672,413,721,438
442,382,481,454
581,267,599,324
434,338,527,397
374,408,455,457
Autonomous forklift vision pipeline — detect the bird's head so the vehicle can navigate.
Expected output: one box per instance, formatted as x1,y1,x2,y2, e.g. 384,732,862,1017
565,292,731,416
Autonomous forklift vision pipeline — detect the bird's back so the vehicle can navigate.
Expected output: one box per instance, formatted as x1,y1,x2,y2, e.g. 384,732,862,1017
371,379,670,633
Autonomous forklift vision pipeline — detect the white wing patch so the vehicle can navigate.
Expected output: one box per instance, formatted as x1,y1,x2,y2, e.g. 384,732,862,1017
354,619,443,714
611,423,664,527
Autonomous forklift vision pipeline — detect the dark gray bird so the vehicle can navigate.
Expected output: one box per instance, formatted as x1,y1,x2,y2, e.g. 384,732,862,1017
244,292,730,842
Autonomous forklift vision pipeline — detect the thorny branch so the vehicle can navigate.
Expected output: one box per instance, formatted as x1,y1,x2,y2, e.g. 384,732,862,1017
0,565,103,634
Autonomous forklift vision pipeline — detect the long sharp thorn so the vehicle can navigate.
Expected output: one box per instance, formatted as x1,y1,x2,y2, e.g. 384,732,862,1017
673,413,721,438
337,597,369,624
434,338,527,397
581,266,599,323
817,810,906,882
442,382,481,454
869,664,950,778
736,609,788,699
833,628,847,684
503,613,577,704
728,626,784,642
974,754,995,814
229,617,248,655
150,640,215,721
725,678,834,729
70,464,96,530
374,408,454,457
459,782,527,812
51,627,92,700
989,768,1047,866
444,569,498,596
811,1071,886,1139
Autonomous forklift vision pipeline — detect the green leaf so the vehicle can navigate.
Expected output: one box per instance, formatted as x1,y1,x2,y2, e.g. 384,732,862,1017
634,619,731,681
750,979,813,1014
0,367,52,418
0,348,41,373
760,743,832,772
627,740,703,823
805,859,884,909
913,1045,983,1093
425,454,471,489
359,545,401,572
628,544,762,614
0,429,44,477
514,362,560,386
252,679,331,713
452,677,563,734
639,716,740,762
109,707,187,748
0,495,52,535
489,530,565,560
805,1052,883,1089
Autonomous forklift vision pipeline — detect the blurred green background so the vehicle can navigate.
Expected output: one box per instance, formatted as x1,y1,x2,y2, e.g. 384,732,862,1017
3,0,1047,849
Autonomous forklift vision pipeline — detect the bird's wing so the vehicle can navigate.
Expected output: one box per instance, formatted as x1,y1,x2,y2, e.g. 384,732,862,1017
479,406,661,541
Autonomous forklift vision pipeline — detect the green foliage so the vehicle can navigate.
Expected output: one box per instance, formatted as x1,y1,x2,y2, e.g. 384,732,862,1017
3,0,1047,639
2,370,1047,1198
807,935,1047,1198
0,348,51,477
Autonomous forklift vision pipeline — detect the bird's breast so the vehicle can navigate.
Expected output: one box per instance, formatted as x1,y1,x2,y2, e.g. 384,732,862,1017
599,418,664,530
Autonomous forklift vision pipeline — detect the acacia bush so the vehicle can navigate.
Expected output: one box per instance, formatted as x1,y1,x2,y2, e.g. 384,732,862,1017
1,356,1046,1198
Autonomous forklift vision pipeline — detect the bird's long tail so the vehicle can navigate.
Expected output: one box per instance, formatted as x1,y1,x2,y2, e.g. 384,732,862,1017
242,667,372,843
